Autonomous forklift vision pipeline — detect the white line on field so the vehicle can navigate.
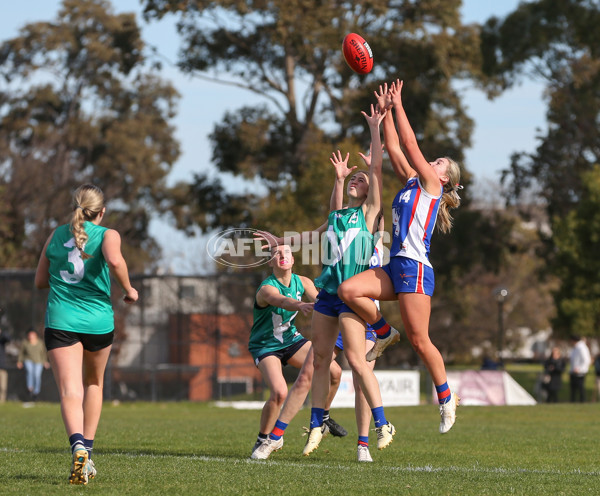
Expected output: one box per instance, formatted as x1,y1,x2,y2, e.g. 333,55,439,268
102,451,600,477
2,447,598,477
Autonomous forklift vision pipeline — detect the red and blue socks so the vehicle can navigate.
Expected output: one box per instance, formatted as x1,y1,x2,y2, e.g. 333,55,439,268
371,317,391,339
435,382,452,404
358,435,369,447
269,419,288,441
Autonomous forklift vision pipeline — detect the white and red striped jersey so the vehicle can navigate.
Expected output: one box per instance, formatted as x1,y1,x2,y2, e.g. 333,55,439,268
390,177,442,267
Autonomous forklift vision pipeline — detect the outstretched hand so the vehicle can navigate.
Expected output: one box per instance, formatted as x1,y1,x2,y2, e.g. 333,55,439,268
298,301,315,316
253,230,282,251
361,103,386,129
389,79,404,107
358,142,385,169
330,150,356,181
374,83,392,113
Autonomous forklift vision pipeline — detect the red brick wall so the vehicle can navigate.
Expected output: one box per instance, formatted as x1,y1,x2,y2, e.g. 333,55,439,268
169,313,261,400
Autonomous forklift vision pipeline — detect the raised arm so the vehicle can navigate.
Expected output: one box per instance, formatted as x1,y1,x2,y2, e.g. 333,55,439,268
375,215,385,254
361,104,386,233
255,150,353,250
329,150,355,211
374,83,415,184
389,79,440,195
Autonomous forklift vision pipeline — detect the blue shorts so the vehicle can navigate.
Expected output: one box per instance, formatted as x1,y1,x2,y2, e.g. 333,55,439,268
334,328,376,351
314,289,355,317
382,256,435,296
254,338,309,366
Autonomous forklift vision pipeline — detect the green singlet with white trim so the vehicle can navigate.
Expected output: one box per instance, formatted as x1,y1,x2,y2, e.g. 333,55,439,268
44,222,114,334
248,273,306,360
315,206,374,295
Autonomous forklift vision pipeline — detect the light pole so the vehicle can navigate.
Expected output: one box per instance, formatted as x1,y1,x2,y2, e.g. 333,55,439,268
495,288,508,366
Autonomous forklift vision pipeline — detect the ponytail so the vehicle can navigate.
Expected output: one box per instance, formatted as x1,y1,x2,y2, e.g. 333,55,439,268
436,158,462,234
69,184,105,260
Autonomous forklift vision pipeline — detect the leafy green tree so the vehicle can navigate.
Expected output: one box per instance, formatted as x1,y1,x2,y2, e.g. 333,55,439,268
0,0,180,271
552,165,600,338
480,0,600,220
480,0,600,338
140,0,532,363
141,0,481,239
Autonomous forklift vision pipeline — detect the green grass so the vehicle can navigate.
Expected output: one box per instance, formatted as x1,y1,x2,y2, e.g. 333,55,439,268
1,401,599,495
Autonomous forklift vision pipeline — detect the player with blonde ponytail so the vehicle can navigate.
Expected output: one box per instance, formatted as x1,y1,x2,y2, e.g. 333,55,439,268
35,183,138,485
437,157,462,233
338,80,462,435
69,184,105,260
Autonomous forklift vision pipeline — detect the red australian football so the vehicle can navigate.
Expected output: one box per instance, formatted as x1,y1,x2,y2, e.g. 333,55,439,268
342,33,374,74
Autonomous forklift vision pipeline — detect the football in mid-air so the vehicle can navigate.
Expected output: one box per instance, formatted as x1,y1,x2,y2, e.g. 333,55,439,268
342,33,373,74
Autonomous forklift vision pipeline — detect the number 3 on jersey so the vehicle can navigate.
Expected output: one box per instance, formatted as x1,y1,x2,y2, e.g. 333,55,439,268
60,238,85,284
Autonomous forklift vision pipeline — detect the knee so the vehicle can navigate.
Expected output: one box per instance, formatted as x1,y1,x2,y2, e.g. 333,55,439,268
313,351,331,372
60,385,84,402
344,353,364,376
337,280,357,301
294,371,312,391
407,334,430,357
269,387,288,406
329,361,342,385
83,376,104,389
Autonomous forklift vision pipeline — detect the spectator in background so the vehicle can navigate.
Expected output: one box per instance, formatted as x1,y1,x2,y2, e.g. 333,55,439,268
0,326,10,403
16,328,49,401
481,353,499,371
593,353,600,402
543,347,565,403
569,335,591,402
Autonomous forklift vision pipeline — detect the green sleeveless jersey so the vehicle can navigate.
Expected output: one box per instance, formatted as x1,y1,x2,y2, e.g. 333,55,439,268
314,206,374,295
44,222,113,334
248,273,306,360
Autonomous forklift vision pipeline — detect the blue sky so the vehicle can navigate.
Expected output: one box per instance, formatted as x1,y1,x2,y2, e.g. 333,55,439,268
2,1,545,273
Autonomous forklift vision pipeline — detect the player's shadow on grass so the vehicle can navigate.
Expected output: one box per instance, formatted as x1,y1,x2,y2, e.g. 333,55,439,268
10,473,63,483
33,447,71,455
28,445,239,459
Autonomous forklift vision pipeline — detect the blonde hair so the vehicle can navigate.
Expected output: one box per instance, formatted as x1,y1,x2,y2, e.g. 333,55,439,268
437,157,461,234
70,184,105,260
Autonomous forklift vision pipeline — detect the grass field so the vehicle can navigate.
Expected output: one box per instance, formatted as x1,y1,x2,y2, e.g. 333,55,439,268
1,401,599,495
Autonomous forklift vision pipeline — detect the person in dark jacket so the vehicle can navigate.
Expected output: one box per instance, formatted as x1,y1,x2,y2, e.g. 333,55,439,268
543,347,565,403
593,353,600,402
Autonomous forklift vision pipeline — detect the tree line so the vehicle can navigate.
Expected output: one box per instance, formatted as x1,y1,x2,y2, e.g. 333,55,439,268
1,0,598,362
